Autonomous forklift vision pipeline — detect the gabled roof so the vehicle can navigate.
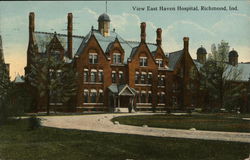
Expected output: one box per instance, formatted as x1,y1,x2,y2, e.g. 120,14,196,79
168,50,183,70
33,31,84,56
108,84,136,95
14,74,24,83
76,30,157,64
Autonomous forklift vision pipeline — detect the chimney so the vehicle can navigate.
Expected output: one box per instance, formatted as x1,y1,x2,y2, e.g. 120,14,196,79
67,13,73,59
183,37,189,51
29,12,35,42
156,28,162,46
140,22,146,43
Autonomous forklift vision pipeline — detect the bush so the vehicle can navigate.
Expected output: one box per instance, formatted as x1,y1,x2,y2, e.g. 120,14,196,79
28,116,41,130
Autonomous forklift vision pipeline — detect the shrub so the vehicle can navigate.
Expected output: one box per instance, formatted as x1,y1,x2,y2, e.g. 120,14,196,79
28,116,41,130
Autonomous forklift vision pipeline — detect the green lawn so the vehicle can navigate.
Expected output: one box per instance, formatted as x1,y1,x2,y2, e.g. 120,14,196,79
112,114,250,132
0,119,250,160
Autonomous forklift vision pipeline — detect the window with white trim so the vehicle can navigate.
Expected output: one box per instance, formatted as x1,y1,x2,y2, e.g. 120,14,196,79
158,92,165,103
148,91,152,103
90,90,97,103
113,53,121,64
158,75,165,86
84,90,89,103
98,70,103,82
118,71,124,83
112,71,117,83
135,72,139,84
89,53,98,64
140,91,147,103
156,59,163,68
90,70,97,82
98,89,103,103
140,57,148,66
148,72,152,84
84,69,88,82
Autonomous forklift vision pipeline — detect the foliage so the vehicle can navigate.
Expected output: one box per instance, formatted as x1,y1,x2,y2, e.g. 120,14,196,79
28,115,41,130
27,42,77,115
200,41,245,111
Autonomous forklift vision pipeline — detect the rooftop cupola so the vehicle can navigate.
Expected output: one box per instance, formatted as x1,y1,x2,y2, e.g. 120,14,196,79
98,13,110,37
196,45,207,64
228,48,238,66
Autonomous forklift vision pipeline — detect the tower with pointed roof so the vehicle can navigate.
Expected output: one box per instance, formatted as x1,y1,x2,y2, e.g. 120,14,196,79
0,35,9,78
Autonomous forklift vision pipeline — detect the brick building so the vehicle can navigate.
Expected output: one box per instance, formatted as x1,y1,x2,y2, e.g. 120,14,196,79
25,12,250,113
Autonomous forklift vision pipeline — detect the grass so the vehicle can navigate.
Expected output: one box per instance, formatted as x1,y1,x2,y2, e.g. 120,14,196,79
112,114,250,132
0,119,250,160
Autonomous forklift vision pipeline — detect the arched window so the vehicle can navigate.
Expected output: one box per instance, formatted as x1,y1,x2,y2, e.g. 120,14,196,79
135,71,139,84
118,71,123,83
141,90,147,103
98,89,103,103
84,69,88,82
112,71,116,83
90,69,97,82
90,89,97,103
98,70,103,82
84,89,89,103
148,91,152,103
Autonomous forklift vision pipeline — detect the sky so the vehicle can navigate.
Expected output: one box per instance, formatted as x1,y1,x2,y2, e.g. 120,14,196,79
0,1,250,80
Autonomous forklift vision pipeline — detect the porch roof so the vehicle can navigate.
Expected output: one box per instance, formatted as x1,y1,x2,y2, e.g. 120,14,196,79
108,84,137,96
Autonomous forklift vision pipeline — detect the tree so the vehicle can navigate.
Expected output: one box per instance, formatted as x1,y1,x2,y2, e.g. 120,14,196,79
200,41,245,111
28,52,77,115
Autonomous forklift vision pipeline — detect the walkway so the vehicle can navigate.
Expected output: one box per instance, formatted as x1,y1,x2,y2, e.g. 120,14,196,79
41,113,250,143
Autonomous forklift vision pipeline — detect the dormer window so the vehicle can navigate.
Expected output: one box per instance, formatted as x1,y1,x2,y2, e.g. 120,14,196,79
156,59,163,68
140,57,147,67
113,53,121,64
89,53,98,64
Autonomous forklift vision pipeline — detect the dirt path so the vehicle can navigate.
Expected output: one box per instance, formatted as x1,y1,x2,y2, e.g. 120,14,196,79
41,113,250,143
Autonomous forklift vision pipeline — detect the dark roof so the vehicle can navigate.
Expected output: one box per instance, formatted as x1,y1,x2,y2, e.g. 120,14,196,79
33,31,84,56
168,50,183,70
197,46,207,54
98,13,111,22
229,49,238,57
76,30,157,64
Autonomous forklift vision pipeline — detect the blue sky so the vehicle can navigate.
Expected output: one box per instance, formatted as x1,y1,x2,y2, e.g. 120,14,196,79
0,1,250,79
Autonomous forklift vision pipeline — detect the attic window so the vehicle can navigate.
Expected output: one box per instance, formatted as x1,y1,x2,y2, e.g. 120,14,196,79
89,53,98,64
156,59,163,68
113,53,121,64
140,57,148,67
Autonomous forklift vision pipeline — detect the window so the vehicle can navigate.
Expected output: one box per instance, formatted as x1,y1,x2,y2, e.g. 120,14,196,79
98,90,103,103
84,90,89,103
90,90,97,103
156,59,163,68
141,72,146,84
112,71,116,83
158,92,165,103
172,96,177,105
118,71,124,83
140,57,148,66
98,70,103,82
84,69,88,82
89,53,98,64
148,91,152,103
140,91,147,103
148,72,152,84
158,75,165,86
90,70,97,82
113,53,121,64
135,72,139,84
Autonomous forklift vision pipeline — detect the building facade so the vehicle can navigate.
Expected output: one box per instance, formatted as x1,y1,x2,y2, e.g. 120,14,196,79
25,12,250,113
